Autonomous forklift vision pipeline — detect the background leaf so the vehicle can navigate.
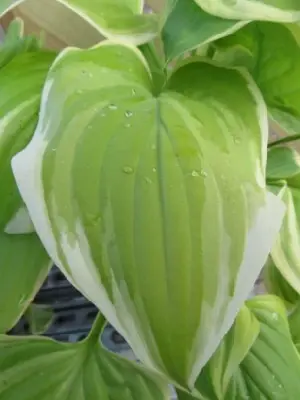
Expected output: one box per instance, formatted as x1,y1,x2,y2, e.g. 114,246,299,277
0,316,169,399
0,232,51,333
0,0,159,46
213,22,300,136
0,49,55,232
162,0,246,62
24,304,54,335
195,0,300,22
267,146,300,294
225,296,300,399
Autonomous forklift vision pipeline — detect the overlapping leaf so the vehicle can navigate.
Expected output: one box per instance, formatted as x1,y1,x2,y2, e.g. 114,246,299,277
264,256,299,307
213,22,300,135
12,41,284,388
162,0,246,61
195,0,300,22
24,304,54,334
0,0,159,46
0,24,53,332
0,315,168,399
225,296,300,399
267,146,300,294
0,233,51,333
182,306,260,399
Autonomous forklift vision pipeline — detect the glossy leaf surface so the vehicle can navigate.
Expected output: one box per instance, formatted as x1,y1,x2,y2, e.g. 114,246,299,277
13,41,284,388
0,48,55,232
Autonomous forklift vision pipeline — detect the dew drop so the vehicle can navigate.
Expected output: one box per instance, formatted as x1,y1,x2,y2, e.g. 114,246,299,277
109,104,117,110
191,170,199,177
152,167,157,172
125,123,131,128
123,166,134,174
233,136,241,144
131,89,136,95
200,170,208,177
145,177,152,184
125,110,133,118
272,312,278,321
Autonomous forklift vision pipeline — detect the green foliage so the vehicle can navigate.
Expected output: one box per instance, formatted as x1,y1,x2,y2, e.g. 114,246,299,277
1,1,300,399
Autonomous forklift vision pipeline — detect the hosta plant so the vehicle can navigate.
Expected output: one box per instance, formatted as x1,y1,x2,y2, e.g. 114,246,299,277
1,0,300,399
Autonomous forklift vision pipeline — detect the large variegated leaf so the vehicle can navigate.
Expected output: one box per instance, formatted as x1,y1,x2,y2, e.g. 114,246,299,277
12,41,285,388
0,0,158,46
195,0,300,22
267,146,300,293
0,232,51,333
0,50,56,232
213,22,300,135
0,315,168,399
225,295,300,399
162,0,247,62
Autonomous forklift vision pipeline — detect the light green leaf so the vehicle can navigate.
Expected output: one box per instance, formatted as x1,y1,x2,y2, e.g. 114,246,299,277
0,316,169,399
264,256,299,307
213,22,300,136
0,232,51,333
192,306,260,399
0,18,41,68
267,146,300,294
288,300,300,350
24,304,54,335
195,0,300,22
0,50,56,233
13,41,285,388
162,0,247,62
0,0,159,46
225,295,300,399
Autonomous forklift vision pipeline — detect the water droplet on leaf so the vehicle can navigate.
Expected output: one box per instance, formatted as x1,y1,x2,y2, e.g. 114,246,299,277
125,110,133,118
200,170,208,177
109,104,117,110
132,89,136,95
192,170,199,177
123,166,134,174
152,167,157,172
145,177,152,184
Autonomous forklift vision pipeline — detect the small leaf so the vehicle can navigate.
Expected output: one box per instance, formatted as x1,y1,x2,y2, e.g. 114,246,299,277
24,304,54,335
0,0,159,46
0,330,169,399
195,0,300,22
162,0,247,62
267,146,300,294
192,306,260,399
0,232,51,333
264,257,299,307
226,295,300,399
